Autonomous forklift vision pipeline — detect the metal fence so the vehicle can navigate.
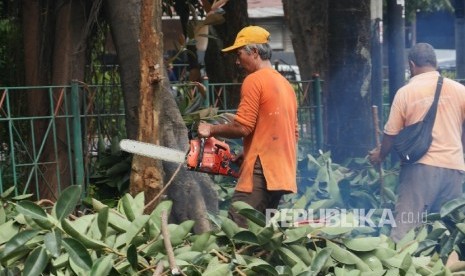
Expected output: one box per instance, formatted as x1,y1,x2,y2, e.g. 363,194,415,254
0,78,323,200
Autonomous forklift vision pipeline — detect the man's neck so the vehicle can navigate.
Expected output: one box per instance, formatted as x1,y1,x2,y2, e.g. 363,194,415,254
413,66,437,76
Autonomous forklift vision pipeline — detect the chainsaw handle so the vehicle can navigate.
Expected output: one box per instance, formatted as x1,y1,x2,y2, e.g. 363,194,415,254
188,121,200,140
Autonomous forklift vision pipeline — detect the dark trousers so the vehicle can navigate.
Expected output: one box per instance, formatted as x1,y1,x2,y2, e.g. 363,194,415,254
390,163,464,242
228,158,287,227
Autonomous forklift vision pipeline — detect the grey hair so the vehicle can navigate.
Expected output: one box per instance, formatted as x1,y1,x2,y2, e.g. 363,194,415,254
408,43,437,68
243,43,273,60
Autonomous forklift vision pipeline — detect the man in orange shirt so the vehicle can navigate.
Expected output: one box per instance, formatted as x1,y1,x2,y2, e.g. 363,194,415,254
198,26,299,227
369,43,465,242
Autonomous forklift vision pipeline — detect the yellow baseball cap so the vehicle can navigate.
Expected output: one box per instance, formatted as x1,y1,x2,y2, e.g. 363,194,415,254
221,26,270,52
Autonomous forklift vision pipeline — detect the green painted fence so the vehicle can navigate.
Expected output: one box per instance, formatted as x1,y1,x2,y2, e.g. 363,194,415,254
0,78,323,200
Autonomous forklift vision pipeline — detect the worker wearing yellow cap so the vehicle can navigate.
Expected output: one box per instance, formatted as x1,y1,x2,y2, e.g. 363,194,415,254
198,26,299,227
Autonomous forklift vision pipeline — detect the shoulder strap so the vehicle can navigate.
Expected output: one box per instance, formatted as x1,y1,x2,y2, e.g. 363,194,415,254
423,76,443,123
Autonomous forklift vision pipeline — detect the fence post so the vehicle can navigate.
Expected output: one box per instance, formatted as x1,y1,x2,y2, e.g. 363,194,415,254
312,74,324,151
71,82,85,190
202,76,210,107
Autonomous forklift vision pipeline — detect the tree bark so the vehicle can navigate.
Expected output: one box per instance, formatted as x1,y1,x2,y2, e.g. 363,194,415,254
22,0,88,200
204,0,248,108
326,0,373,162
130,0,165,213
104,0,218,231
104,0,141,140
282,0,329,82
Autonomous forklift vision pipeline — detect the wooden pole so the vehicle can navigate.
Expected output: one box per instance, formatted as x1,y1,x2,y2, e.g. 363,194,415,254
372,105,385,204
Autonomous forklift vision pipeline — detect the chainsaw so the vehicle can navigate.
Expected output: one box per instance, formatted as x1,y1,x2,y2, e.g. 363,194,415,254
119,137,239,178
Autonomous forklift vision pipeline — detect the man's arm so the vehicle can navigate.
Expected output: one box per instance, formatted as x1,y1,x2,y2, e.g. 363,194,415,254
369,133,395,165
462,122,465,153
198,121,251,139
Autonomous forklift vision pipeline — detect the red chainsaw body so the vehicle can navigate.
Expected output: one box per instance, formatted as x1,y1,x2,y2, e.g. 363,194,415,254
186,137,239,178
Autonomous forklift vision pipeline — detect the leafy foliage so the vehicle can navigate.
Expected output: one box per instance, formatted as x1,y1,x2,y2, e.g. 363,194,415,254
0,185,462,275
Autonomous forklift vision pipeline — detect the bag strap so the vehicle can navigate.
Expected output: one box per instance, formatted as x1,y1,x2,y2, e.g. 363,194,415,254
423,76,443,123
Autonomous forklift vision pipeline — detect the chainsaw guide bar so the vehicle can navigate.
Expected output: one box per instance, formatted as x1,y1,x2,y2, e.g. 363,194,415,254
119,139,187,164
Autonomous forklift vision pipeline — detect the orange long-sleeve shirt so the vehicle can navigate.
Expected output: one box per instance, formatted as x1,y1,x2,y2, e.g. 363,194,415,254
234,67,298,193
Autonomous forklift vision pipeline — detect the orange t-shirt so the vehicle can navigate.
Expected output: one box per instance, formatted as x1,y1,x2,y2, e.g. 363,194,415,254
384,71,465,171
234,67,298,193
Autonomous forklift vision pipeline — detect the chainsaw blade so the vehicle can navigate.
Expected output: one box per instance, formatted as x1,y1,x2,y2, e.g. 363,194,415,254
119,139,186,164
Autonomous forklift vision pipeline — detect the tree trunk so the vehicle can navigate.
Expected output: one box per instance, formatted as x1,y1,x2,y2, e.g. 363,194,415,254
22,0,88,200
282,0,329,82
104,0,218,232
129,0,166,213
104,0,141,140
204,0,248,108
173,0,202,82
326,0,373,162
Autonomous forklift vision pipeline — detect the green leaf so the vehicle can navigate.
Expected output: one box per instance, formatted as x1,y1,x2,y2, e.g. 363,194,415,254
44,230,62,258
175,251,204,263
284,226,309,243
287,244,313,266
106,160,130,176
219,216,240,239
62,237,93,271
0,220,19,244
121,193,135,221
0,186,15,198
399,254,413,273
232,230,259,245
108,212,131,233
232,201,266,227
191,232,212,252
0,229,40,261
275,265,293,275
308,247,332,276
203,262,231,276
149,200,173,229
97,207,109,239
51,252,69,269
90,255,114,276
127,244,138,269
111,135,121,155
61,219,107,250
373,247,397,259
317,226,352,236
359,252,384,271
326,240,357,265
440,196,465,218
55,185,82,221
250,264,279,276
0,204,6,224
456,223,465,235
17,200,49,220
325,240,371,272
170,220,195,245
343,236,382,252
12,193,33,200
278,246,307,268
413,239,438,256
256,226,276,247
385,268,401,276
16,200,54,229
125,215,150,245
23,246,49,276
333,267,362,275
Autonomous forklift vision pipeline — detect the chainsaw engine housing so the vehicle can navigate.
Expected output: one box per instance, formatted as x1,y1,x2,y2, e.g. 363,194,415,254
186,137,238,177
